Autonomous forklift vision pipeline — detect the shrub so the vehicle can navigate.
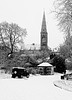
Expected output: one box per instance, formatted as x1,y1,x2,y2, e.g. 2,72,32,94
50,54,66,73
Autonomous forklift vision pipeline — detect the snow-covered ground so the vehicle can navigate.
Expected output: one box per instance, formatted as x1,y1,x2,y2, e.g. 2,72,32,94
0,73,72,100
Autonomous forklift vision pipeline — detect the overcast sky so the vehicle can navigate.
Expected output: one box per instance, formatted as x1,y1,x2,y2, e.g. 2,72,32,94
0,0,64,49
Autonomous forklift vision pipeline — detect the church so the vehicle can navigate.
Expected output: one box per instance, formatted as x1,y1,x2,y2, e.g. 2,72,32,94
25,11,49,51
20,11,51,58
20,11,52,59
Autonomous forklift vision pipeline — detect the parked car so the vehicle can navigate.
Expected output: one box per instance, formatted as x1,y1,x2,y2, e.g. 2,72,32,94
12,67,30,78
61,73,72,80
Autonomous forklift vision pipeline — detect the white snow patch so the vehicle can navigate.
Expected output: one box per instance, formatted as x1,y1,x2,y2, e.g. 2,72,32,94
38,62,53,66
0,73,71,100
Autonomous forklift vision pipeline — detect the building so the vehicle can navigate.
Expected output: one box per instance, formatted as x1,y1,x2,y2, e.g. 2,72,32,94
24,11,49,52
21,11,51,59
38,62,54,75
40,11,48,50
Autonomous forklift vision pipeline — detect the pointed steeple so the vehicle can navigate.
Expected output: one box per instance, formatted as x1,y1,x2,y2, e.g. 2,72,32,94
41,11,47,32
40,11,48,50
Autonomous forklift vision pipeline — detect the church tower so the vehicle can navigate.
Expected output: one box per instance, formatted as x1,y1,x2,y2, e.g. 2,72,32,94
40,11,48,50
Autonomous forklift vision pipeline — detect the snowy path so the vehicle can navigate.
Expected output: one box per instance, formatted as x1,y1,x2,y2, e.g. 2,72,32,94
0,74,72,100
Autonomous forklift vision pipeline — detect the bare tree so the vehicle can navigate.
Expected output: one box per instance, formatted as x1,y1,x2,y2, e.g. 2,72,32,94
59,35,72,58
54,0,72,39
0,21,27,55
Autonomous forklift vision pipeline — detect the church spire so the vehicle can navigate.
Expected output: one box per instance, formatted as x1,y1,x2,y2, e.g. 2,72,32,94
40,11,48,50
41,11,47,32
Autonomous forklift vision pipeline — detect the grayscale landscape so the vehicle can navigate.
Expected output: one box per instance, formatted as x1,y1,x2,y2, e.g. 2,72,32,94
0,0,72,99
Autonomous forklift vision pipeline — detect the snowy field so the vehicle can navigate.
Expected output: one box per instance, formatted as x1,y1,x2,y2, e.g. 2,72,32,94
0,73,72,100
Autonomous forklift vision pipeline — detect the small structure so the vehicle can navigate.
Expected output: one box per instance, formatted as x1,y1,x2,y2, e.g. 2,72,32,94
38,62,54,75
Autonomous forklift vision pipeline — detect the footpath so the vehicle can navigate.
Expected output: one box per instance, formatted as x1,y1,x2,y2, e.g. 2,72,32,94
54,80,72,92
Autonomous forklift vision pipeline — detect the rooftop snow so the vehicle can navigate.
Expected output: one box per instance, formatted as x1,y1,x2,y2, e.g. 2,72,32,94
38,62,53,67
